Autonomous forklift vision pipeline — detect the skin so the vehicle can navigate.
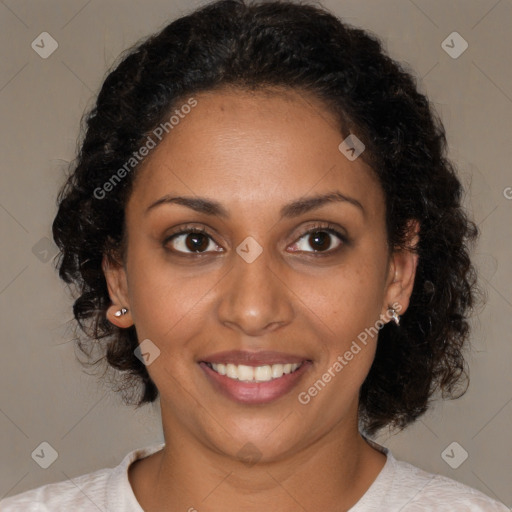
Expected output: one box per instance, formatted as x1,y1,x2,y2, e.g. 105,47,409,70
102,87,419,512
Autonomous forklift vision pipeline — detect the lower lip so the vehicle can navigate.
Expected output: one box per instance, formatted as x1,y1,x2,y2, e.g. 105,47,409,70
199,361,312,405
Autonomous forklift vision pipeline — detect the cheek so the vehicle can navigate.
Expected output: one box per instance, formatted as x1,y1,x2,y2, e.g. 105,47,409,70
292,261,384,341
125,245,179,333
125,245,220,351
295,270,382,416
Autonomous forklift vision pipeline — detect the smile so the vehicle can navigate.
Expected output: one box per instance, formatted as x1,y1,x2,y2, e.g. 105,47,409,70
199,359,312,404
205,362,303,382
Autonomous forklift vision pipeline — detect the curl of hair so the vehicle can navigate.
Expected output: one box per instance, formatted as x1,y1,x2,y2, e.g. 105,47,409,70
52,0,481,435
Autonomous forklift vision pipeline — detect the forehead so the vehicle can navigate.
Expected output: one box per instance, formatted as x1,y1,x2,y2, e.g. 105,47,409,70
128,87,384,220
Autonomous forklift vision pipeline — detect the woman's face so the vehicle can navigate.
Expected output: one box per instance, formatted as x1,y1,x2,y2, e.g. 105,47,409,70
105,87,417,461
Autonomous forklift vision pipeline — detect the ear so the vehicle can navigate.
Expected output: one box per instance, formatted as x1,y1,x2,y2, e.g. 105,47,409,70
102,253,134,328
381,219,420,323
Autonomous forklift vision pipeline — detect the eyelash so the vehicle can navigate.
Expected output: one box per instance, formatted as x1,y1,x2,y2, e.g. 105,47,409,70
163,222,349,257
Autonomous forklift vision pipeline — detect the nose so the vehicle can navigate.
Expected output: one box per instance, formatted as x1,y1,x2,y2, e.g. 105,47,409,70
216,245,295,337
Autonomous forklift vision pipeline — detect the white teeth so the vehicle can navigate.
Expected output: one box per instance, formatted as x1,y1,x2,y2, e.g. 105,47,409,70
254,365,272,381
226,363,238,379
237,364,255,381
216,363,227,376
209,362,302,382
271,364,284,379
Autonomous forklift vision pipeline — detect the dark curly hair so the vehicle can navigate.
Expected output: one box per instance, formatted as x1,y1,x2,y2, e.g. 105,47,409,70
52,0,481,436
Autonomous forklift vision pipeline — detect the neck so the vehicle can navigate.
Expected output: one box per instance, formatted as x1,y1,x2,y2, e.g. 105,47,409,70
129,417,386,511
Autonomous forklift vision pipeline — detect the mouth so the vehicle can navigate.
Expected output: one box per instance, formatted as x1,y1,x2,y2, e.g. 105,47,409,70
198,351,312,404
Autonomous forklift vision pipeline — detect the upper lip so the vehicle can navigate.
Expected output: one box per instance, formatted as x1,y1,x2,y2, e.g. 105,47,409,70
200,350,309,366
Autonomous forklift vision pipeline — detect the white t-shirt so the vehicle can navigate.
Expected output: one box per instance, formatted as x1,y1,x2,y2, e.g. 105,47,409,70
1,439,508,511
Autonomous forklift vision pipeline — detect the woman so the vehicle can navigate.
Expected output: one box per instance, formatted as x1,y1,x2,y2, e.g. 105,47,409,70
2,0,508,510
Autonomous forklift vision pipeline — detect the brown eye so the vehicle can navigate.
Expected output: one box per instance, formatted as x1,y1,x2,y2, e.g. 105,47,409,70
184,232,210,252
308,231,332,251
289,226,345,254
165,229,222,254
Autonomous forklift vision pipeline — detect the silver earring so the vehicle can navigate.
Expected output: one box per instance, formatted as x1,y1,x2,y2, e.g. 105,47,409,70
389,307,400,326
114,307,128,317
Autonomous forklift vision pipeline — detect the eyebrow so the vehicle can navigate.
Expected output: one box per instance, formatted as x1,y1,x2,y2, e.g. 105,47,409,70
145,191,365,219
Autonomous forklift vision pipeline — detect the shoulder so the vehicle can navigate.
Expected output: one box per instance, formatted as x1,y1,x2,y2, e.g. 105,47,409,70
358,437,509,512
0,443,165,512
0,466,112,511
391,457,509,511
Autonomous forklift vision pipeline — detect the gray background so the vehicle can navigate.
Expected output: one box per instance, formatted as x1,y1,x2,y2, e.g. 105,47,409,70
1,0,511,507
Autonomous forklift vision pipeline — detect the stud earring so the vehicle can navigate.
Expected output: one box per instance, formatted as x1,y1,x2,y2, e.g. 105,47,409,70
388,307,400,326
114,307,128,317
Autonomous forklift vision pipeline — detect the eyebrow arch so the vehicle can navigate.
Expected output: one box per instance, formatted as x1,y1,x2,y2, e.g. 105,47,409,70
145,191,365,219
